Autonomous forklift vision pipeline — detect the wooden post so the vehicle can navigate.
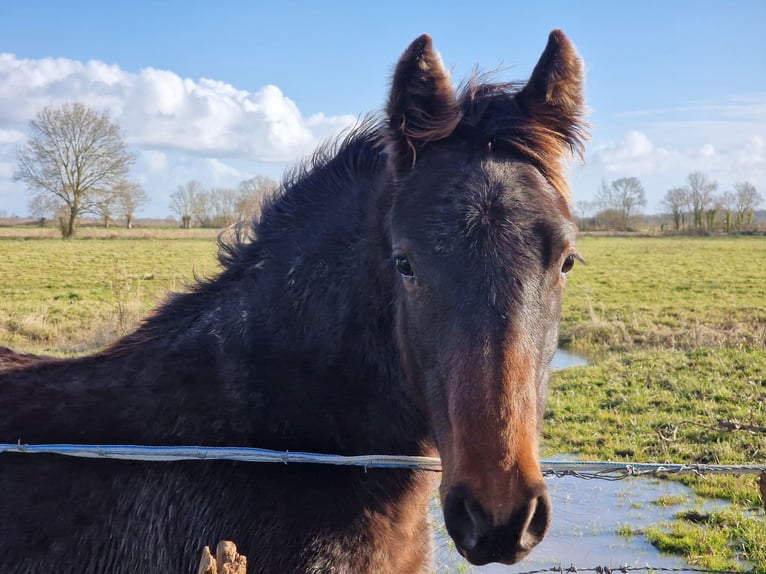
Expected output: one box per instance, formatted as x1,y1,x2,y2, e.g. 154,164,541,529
760,471,766,512
198,541,247,574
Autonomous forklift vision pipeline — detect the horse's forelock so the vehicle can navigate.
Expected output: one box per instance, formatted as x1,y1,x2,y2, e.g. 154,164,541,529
455,76,587,203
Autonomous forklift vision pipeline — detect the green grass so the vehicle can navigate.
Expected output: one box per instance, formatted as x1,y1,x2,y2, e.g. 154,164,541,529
0,236,221,353
562,236,766,352
547,235,766,572
1,232,764,571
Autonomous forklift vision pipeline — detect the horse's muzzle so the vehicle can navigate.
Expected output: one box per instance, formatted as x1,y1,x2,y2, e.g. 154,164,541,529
443,482,551,565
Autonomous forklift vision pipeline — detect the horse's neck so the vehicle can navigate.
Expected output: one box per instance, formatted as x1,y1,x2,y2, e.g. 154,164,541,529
0,336,231,444
0,236,426,458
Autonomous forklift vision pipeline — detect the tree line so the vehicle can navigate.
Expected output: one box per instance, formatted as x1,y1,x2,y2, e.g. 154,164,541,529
576,172,761,233
661,172,761,233
13,102,277,238
168,176,276,229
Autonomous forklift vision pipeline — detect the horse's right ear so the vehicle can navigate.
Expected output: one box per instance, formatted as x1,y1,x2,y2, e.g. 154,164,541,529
516,29,587,160
385,34,461,172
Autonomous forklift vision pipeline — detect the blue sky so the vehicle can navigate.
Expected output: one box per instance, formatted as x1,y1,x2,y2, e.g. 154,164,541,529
1,0,764,218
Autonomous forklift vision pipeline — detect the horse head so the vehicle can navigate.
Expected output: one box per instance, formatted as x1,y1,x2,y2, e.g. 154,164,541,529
385,31,586,565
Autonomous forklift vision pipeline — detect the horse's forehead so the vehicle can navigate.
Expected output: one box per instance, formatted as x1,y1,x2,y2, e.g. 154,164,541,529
394,157,571,252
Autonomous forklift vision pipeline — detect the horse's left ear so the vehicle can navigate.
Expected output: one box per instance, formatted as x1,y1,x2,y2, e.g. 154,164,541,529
385,34,461,172
517,29,587,158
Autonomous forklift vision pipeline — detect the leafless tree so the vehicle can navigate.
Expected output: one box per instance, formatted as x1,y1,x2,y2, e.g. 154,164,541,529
206,187,239,227
28,193,63,227
611,176,646,230
237,175,278,219
662,187,690,232
686,171,717,228
733,181,762,230
170,180,204,228
115,182,149,229
13,102,135,238
594,177,646,230
720,190,736,233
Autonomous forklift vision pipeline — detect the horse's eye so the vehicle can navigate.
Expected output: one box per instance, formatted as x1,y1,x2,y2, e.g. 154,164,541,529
395,255,415,279
561,254,576,274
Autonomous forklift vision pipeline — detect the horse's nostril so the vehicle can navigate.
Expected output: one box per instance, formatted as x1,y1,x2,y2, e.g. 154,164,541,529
443,486,491,552
443,483,551,565
520,492,552,550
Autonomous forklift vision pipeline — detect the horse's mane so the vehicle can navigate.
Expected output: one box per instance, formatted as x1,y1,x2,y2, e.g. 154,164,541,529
217,116,386,272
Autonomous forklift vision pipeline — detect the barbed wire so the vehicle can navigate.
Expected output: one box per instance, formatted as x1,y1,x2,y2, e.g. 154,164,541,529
1,443,765,480
539,460,766,480
513,565,752,574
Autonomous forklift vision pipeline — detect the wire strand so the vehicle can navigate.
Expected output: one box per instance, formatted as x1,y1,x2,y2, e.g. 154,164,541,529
2,443,765,478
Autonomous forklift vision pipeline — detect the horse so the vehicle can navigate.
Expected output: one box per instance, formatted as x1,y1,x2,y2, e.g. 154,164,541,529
0,30,586,573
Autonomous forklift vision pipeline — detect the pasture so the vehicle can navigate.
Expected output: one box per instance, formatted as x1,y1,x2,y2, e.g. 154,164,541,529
0,233,764,571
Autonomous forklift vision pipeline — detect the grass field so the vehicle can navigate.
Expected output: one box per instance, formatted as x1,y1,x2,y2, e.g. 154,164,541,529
0,232,764,571
554,235,766,572
0,233,221,353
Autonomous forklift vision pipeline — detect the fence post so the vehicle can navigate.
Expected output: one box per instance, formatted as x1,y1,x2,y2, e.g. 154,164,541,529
197,541,247,574
760,471,766,512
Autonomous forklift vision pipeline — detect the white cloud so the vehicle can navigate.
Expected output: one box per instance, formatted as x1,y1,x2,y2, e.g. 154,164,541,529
136,150,168,173
0,52,358,217
205,158,242,181
700,144,715,158
0,52,356,163
0,161,13,179
576,120,765,212
590,131,682,176
0,129,24,145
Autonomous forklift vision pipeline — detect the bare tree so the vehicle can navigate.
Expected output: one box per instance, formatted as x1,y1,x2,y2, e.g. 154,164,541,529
662,187,689,232
115,182,149,229
720,190,736,233
572,200,596,230
28,194,62,227
206,187,239,227
170,180,204,228
733,181,762,230
13,102,135,238
594,177,646,230
237,175,278,219
611,176,646,230
686,171,717,228
594,179,618,230
93,189,119,228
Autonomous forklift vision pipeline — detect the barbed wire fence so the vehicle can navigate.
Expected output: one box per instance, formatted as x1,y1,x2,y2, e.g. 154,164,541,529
512,566,753,574
3,441,764,574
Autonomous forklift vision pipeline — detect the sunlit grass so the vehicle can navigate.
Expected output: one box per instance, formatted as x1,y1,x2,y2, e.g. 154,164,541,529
0,235,220,353
562,236,766,352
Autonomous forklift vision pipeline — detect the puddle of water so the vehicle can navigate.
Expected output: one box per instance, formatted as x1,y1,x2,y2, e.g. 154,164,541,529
551,348,589,370
433,475,725,573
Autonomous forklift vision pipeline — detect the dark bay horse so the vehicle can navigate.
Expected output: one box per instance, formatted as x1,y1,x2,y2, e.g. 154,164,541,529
0,30,586,573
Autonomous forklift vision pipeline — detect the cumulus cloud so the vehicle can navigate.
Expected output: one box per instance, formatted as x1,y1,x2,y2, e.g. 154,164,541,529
0,53,356,163
591,131,681,175
0,52,361,216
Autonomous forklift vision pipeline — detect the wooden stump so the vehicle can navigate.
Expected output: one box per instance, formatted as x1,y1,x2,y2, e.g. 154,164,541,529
759,471,766,512
198,541,247,574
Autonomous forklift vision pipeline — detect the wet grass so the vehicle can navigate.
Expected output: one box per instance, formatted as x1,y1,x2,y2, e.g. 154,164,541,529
547,235,766,573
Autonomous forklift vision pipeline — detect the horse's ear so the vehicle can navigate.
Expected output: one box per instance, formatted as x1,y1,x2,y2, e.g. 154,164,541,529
385,34,461,171
517,29,586,159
